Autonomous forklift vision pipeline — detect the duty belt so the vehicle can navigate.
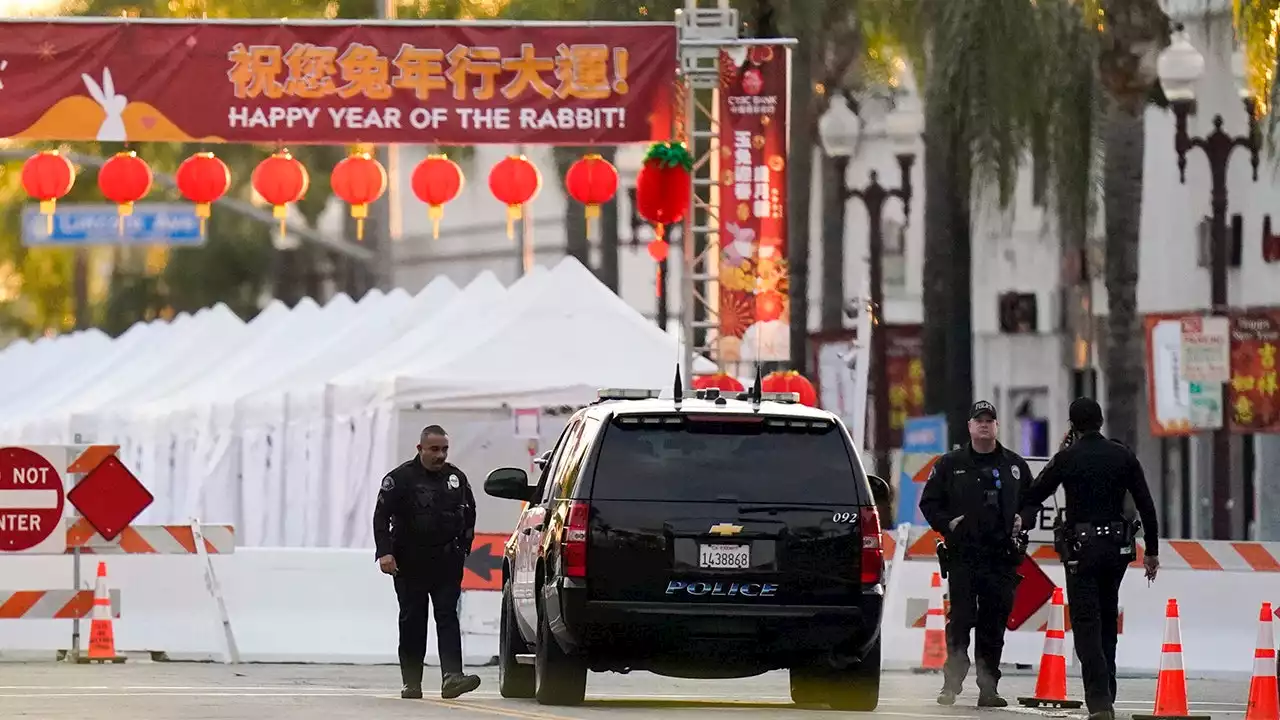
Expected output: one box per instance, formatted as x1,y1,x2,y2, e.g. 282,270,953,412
1072,521,1127,538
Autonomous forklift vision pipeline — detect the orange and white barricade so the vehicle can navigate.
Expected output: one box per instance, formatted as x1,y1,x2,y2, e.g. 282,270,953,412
1245,602,1278,720
0,444,239,664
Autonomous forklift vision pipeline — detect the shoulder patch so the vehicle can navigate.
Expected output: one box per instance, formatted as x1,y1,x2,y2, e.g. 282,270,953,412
928,464,937,480
380,475,395,492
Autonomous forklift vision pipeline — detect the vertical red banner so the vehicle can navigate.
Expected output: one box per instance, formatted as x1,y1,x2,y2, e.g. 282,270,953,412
716,46,790,363
884,324,925,448
1229,309,1280,432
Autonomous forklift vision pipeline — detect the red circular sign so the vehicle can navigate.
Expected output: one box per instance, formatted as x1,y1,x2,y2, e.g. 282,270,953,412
0,446,64,552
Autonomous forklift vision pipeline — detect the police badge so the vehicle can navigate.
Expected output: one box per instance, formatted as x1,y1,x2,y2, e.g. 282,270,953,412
448,474,460,490
1011,465,1021,480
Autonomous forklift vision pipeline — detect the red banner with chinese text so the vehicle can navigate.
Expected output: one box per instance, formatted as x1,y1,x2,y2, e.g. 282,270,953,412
1229,309,1280,433
885,324,924,448
0,20,676,145
716,46,790,363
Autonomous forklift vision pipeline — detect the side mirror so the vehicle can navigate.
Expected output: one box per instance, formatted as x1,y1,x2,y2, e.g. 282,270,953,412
533,450,553,470
485,467,532,502
867,474,894,508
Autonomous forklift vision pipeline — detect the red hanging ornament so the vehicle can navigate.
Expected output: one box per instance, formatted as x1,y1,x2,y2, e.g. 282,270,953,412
693,373,745,393
761,370,818,407
411,154,464,240
252,150,310,239
646,237,670,298
21,150,76,234
175,152,230,237
98,151,153,235
564,153,618,240
330,151,387,242
488,155,541,240
635,141,693,240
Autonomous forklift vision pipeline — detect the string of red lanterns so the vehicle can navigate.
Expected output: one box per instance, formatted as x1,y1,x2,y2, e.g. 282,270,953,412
14,145,674,246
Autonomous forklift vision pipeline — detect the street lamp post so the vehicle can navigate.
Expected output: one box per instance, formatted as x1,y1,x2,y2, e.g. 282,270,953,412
818,92,920,480
1156,24,1260,540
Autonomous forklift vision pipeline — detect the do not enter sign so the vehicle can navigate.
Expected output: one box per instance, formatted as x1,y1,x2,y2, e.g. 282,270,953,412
0,446,66,553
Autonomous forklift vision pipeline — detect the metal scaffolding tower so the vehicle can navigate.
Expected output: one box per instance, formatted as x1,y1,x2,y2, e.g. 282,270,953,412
675,0,797,378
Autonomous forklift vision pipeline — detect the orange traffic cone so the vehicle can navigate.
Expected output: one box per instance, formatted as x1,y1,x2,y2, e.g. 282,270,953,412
1133,599,1209,720
85,561,123,663
1245,602,1278,720
915,571,946,673
1018,587,1083,709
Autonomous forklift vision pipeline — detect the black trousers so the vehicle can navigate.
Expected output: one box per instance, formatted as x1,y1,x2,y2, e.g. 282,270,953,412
942,558,1018,695
394,549,466,677
1064,556,1127,714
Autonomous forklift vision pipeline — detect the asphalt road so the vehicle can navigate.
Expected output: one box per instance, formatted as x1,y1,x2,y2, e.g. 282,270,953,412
0,661,1253,719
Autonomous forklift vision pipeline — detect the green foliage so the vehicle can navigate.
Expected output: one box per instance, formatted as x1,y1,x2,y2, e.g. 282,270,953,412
641,141,693,171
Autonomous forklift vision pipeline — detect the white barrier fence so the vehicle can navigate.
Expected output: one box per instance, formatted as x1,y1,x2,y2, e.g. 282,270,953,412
1,523,1276,677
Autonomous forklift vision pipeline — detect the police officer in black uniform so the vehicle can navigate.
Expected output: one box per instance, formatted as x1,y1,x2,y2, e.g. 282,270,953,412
919,401,1036,708
374,424,482,700
1019,398,1160,720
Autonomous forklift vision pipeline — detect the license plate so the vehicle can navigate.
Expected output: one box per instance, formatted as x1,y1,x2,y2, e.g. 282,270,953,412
698,543,750,569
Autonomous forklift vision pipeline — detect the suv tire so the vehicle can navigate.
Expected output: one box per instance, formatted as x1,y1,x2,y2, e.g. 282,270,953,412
534,598,587,706
498,583,535,699
789,637,881,711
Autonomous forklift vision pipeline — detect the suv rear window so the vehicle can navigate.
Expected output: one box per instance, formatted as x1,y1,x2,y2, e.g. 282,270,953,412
588,414,865,504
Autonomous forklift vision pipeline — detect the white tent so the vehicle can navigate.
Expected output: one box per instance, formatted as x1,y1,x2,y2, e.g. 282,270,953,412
234,276,460,546
341,258,716,548
0,329,113,418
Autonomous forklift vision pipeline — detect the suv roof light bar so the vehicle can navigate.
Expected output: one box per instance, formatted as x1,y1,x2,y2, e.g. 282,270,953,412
597,388,662,401
734,391,800,403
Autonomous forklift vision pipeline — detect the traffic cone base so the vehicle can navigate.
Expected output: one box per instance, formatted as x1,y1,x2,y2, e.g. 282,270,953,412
1018,587,1083,710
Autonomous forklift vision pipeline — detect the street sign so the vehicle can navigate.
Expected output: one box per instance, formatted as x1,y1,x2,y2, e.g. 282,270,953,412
67,455,153,541
22,202,205,247
0,446,66,553
1007,554,1056,630
462,534,507,591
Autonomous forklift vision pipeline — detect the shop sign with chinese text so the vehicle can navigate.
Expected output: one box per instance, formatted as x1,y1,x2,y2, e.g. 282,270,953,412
0,19,676,145
1229,310,1280,433
716,46,790,363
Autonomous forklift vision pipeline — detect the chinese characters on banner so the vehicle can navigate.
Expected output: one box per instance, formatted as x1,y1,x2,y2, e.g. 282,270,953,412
0,20,676,144
884,325,925,449
716,46,790,363
1229,310,1280,432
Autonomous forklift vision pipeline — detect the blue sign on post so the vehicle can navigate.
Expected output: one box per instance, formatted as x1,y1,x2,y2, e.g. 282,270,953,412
896,414,949,527
22,203,205,247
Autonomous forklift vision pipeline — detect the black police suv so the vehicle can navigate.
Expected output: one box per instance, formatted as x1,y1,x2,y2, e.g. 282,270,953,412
483,386,890,709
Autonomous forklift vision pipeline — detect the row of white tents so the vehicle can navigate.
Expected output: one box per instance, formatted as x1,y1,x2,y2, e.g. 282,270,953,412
0,258,714,548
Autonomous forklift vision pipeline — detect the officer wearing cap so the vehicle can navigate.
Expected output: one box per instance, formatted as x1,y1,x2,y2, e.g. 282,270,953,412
1019,398,1160,720
919,401,1036,707
373,424,482,701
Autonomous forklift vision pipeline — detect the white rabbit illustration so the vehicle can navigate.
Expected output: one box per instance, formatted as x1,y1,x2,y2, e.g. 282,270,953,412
82,68,127,142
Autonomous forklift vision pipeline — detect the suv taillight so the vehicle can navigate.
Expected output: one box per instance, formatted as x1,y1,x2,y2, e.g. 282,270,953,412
859,506,884,584
563,501,591,578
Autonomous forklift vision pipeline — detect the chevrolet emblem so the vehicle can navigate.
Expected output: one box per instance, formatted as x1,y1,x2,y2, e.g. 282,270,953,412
709,523,744,536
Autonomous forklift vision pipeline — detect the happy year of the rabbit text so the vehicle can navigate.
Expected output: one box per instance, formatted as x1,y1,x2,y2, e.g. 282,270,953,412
226,105,629,131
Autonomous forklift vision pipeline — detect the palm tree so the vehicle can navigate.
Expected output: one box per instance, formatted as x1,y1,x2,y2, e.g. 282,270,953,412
864,0,1103,444
1094,0,1170,450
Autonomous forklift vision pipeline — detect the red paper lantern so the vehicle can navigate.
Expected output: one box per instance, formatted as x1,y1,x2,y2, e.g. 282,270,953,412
755,290,785,323
21,150,76,234
331,151,388,242
175,152,230,237
488,155,541,240
693,373,745,394
98,151,153,234
411,154,464,239
252,150,310,237
762,370,818,407
564,153,618,239
635,141,693,239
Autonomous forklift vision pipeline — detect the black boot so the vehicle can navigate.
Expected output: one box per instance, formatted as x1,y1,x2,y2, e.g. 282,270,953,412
400,663,423,699
441,672,481,699
976,690,1008,708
